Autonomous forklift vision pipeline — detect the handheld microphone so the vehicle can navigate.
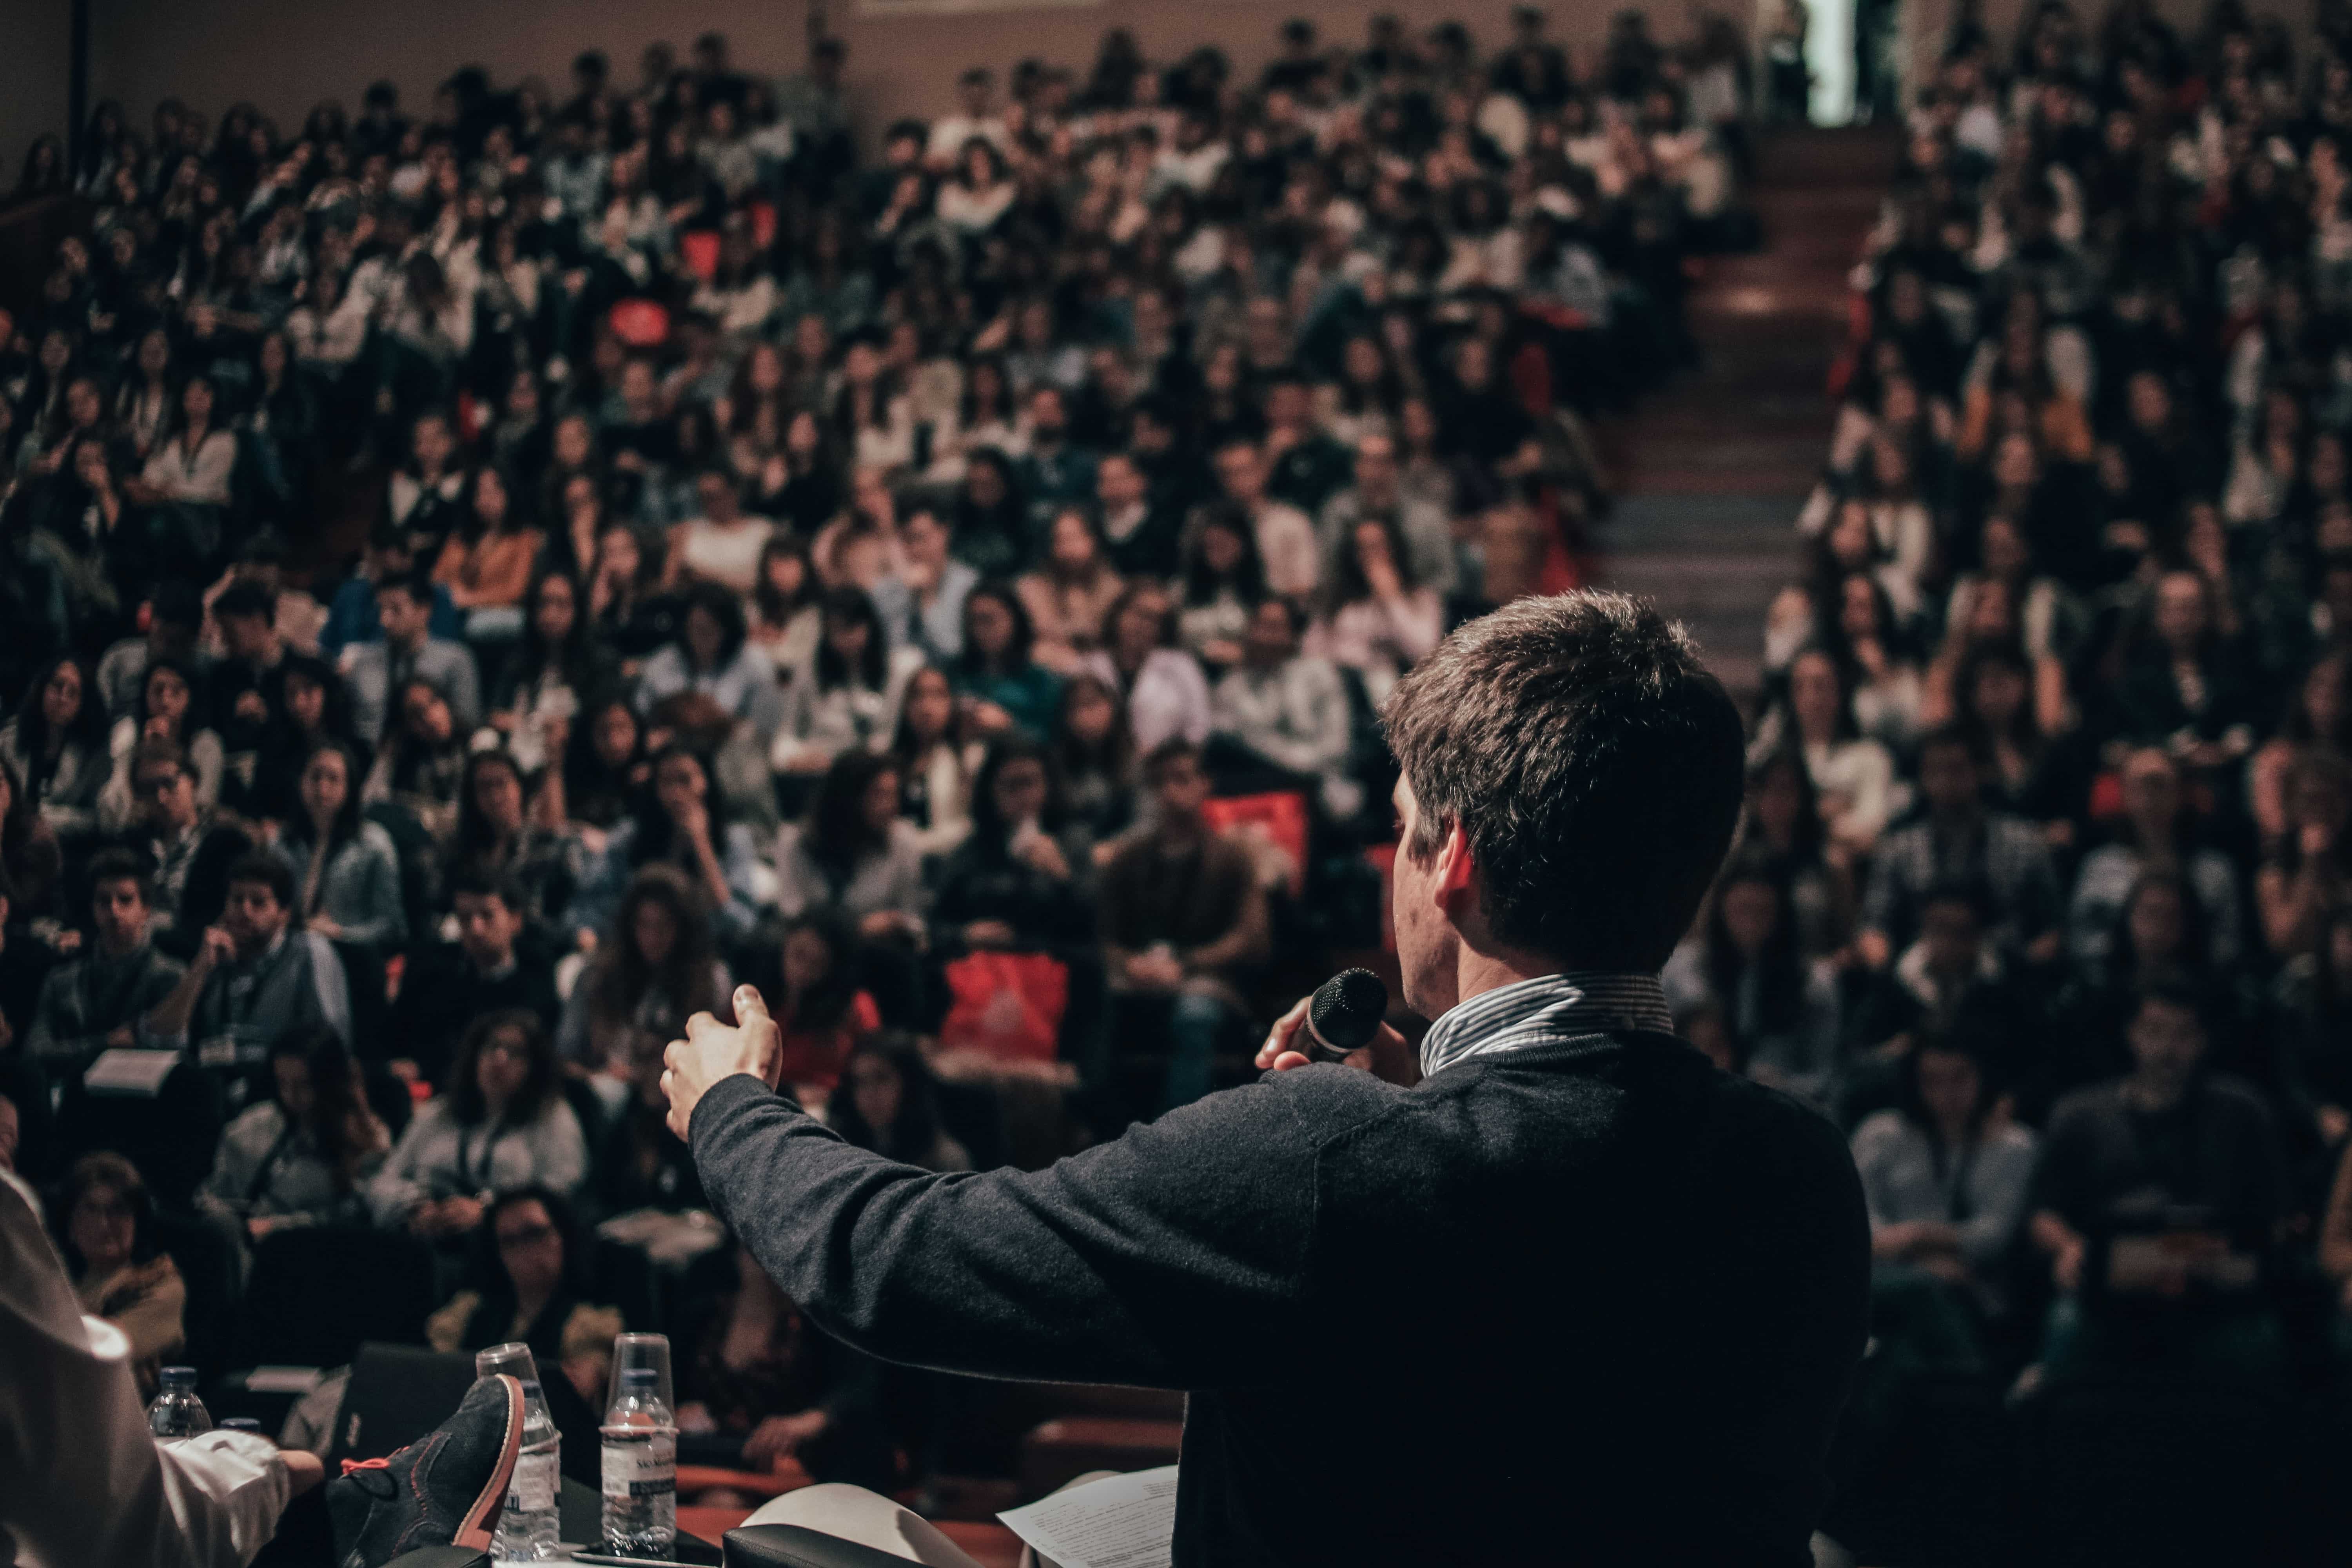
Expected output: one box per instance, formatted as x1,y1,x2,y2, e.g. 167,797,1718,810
1302,968,1389,1063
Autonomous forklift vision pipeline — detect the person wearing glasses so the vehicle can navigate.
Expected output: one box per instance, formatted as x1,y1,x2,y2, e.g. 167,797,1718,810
367,1009,587,1243
114,737,254,962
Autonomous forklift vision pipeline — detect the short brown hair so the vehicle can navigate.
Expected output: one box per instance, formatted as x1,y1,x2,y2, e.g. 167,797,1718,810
1384,592,1744,971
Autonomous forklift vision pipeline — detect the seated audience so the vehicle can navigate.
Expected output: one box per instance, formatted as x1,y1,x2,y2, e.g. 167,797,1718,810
341,570,482,748
1211,598,1359,821
1851,1035,2038,1365
948,583,1062,743
115,737,253,959
25,849,183,1070
51,1150,185,1396
825,1033,973,1171
1859,728,2061,969
1,656,108,840
94,654,223,836
196,1026,390,1242
1662,851,1841,1106
559,863,731,1100
273,739,407,951
675,1243,895,1488
2027,985,2294,1380
145,852,351,1083
425,1184,622,1405
932,739,1096,957
369,1008,588,1238
394,872,562,1088
1100,740,1268,1114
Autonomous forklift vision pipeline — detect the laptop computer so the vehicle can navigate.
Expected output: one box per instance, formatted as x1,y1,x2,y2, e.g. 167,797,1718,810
325,1343,481,1468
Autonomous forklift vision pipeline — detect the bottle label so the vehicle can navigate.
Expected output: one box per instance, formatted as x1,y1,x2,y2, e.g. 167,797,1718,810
509,1449,558,1513
601,1433,676,1500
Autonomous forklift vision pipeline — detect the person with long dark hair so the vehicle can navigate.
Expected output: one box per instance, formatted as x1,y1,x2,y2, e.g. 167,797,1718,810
637,581,786,736
565,744,765,945
1051,671,1137,842
889,665,977,856
449,748,580,943
368,1008,587,1238
559,863,729,1097
243,650,370,826
932,737,1096,957
773,586,923,777
274,738,405,950
554,693,649,834
1849,1035,2038,1363
1738,749,1851,958
774,749,927,939
196,1025,391,1241
823,1033,970,1171
95,652,224,836
748,536,824,674
1309,511,1444,706
950,582,1062,742
1176,503,1267,673
432,465,544,644
739,909,879,1094
1662,851,1841,1106
0,655,109,840
490,566,614,778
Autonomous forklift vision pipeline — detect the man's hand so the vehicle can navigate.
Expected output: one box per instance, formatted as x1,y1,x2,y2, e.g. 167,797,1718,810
197,925,238,972
743,1409,829,1468
662,986,783,1141
1255,993,1419,1087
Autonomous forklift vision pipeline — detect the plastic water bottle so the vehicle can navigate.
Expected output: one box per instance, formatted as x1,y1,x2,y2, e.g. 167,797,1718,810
148,1366,212,1438
599,1367,676,1555
474,1348,563,1561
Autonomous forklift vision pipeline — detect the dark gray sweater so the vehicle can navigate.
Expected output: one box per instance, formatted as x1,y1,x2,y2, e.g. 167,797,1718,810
690,1029,1869,1566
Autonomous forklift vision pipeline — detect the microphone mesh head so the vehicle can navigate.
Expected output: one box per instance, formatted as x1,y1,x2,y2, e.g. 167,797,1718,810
1309,967,1389,1054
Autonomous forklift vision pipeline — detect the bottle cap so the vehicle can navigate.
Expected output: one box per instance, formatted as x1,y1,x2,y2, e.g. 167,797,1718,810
160,1365,197,1385
621,1367,658,1389
221,1418,264,1432
518,1379,544,1398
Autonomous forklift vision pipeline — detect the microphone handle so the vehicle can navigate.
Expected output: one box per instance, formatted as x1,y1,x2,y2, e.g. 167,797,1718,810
1302,1017,1361,1065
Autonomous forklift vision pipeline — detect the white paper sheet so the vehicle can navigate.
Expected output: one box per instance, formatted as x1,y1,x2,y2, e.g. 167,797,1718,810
997,1465,1179,1568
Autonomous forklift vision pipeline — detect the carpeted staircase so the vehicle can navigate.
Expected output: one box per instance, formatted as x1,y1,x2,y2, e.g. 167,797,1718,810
1598,128,1901,704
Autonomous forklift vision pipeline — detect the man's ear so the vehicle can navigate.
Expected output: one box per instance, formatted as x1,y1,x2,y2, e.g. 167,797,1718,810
1435,819,1477,908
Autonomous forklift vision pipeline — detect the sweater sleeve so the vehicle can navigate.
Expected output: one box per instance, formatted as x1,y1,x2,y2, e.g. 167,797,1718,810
689,1071,1330,1388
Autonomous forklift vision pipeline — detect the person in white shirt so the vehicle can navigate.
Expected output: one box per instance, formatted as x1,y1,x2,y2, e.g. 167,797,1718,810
0,1169,321,1568
924,68,1009,169
1209,437,1318,599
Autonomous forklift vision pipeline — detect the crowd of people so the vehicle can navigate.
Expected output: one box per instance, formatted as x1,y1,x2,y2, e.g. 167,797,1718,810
1669,0,2352,1437
0,8,1748,1498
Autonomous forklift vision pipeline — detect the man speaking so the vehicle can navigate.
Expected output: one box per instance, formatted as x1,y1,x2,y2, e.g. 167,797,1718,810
664,592,1869,1566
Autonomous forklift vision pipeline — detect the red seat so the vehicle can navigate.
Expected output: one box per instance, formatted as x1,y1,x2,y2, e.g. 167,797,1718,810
1200,791,1309,894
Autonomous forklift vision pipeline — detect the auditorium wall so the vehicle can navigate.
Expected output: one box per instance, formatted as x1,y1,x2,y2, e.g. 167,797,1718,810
0,0,73,180
23,0,2329,172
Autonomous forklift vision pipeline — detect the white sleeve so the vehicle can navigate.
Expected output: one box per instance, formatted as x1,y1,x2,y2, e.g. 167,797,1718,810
0,1174,289,1568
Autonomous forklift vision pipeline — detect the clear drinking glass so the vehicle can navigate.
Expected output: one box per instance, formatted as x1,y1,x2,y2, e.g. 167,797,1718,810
604,1332,675,1415
474,1342,537,1383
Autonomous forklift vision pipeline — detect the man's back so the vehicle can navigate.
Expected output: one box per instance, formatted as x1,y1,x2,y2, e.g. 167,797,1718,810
1173,1034,1868,1565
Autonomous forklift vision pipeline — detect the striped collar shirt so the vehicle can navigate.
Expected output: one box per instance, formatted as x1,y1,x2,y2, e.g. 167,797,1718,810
1418,971,1675,1079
